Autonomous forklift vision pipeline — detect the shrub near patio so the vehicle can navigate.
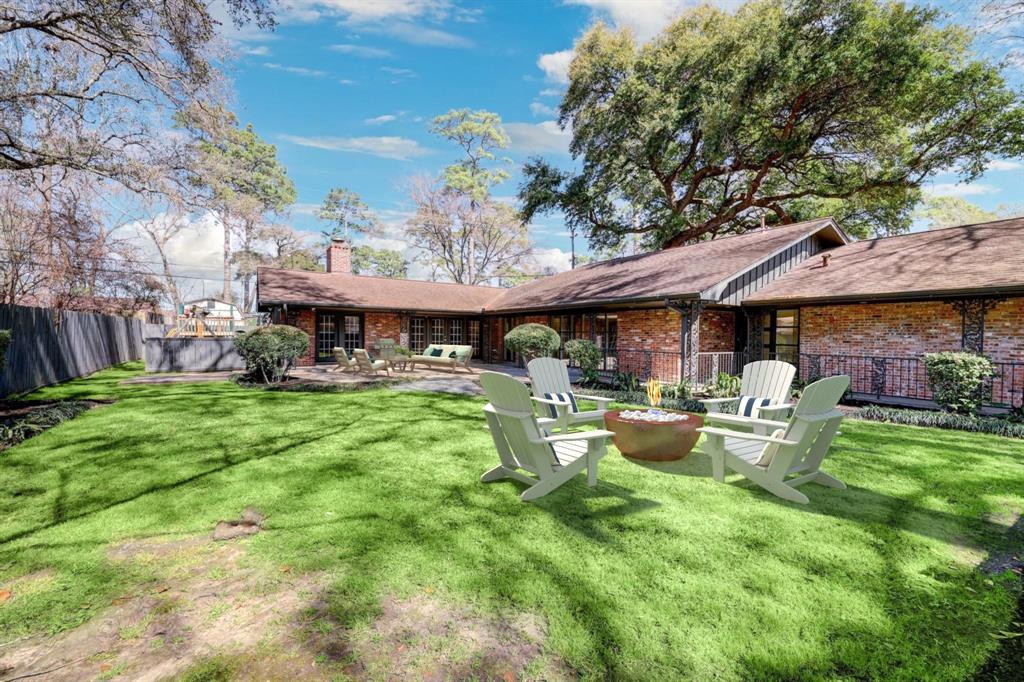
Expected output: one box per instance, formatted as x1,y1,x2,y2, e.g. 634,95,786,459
0,364,1021,679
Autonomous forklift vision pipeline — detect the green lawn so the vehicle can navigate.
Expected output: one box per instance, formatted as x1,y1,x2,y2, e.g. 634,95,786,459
2,363,1022,680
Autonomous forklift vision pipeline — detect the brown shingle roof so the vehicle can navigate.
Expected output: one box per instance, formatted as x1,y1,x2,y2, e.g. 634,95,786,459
257,268,502,313
744,218,1024,305
487,218,842,312
257,218,847,313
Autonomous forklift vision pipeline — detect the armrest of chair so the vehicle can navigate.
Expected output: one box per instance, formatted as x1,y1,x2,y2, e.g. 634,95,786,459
573,394,613,409
702,413,789,430
531,396,569,432
700,397,739,405
697,426,798,447
541,429,615,443
758,403,794,418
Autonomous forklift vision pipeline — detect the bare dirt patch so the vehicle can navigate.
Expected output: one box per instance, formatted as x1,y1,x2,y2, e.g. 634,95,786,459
310,593,574,681
1,531,571,681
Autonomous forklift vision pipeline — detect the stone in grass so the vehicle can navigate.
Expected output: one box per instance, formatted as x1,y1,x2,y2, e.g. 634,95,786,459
213,506,267,541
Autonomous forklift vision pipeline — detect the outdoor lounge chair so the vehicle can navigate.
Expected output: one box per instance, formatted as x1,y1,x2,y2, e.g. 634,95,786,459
527,357,613,433
409,344,473,372
700,360,796,421
697,375,850,504
331,347,357,372
352,348,390,376
479,371,614,501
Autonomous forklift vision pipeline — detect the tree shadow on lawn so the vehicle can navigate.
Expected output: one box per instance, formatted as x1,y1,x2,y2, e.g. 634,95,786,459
0,416,372,546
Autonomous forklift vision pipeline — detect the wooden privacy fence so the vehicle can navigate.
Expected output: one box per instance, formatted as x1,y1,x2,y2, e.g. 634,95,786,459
0,304,145,396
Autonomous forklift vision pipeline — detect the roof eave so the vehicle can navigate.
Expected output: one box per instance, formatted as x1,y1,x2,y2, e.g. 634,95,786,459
484,292,700,315
259,299,488,315
742,284,1024,307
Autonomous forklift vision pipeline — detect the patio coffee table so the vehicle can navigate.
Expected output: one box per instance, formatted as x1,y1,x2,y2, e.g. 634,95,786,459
603,409,704,462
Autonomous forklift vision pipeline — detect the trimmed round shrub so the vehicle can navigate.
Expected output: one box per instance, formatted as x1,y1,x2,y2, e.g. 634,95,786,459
564,338,602,386
923,351,995,415
504,323,560,362
234,324,310,384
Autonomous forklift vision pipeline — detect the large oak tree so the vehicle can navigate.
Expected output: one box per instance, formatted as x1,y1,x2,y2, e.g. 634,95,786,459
519,0,1024,247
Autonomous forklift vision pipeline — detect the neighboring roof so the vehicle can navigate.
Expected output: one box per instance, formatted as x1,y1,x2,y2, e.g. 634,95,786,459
257,267,502,313
744,218,1024,305
487,218,846,312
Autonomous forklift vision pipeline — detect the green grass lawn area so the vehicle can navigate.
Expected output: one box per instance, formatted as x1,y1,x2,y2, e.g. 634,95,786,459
2,362,1023,679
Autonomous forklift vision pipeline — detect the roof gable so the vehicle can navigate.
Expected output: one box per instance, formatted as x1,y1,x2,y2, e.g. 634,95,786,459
487,218,844,312
744,218,1024,305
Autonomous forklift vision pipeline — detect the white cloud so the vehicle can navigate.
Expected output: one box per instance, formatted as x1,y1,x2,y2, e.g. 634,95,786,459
369,22,473,48
338,78,357,85
281,0,450,23
537,49,574,84
567,0,741,42
530,247,573,274
365,114,398,125
987,159,1023,172
328,43,393,58
529,101,559,117
539,88,563,97
263,62,327,77
280,134,432,160
923,183,1000,198
505,121,571,154
292,203,321,216
239,45,270,56
120,211,232,304
381,66,416,83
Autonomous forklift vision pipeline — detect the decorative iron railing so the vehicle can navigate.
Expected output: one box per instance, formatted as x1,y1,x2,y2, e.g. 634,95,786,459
582,348,1024,409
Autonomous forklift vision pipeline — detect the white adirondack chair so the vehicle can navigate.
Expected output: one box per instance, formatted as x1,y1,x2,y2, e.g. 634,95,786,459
479,371,614,501
700,360,796,421
527,357,613,433
352,348,390,376
697,375,850,504
331,347,357,373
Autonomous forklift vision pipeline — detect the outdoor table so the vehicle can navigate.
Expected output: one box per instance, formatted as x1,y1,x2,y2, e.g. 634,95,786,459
603,409,704,462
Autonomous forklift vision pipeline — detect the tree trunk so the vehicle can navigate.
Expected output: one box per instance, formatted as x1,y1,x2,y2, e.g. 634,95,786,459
221,211,232,302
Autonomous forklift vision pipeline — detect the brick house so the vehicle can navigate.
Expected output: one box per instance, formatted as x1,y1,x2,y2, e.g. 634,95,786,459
257,216,1024,408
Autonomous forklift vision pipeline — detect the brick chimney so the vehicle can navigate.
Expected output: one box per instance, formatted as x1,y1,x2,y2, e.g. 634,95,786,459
326,239,351,274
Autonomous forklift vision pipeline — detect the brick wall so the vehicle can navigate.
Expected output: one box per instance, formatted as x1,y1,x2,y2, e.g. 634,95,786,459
800,302,962,356
364,312,401,350
797,299,1024,404
699,309,736,352
617,309,684,381
293,308,316,367
984,299,1024,406
984,298,1024,364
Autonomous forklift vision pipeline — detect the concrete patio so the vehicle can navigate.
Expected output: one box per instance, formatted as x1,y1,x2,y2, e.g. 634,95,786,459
290,361,537,395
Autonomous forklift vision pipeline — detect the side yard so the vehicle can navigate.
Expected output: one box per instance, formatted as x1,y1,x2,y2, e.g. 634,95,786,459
0,363,1022,680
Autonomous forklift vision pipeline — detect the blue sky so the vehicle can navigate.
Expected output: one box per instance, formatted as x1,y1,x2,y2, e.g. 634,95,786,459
215,0,1024,275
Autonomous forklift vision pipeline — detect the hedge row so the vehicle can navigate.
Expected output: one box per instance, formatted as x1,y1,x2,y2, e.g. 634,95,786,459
855,405,1024,439
574,387,707,414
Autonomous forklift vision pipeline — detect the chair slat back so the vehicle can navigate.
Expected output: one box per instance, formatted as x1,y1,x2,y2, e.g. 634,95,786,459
741,360,796,403
352,348,374,370
480,371,556,476
527,357,572,398
768,375,849,476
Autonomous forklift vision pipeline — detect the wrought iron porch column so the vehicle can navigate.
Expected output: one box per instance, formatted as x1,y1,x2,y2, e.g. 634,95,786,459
948,297,1003,354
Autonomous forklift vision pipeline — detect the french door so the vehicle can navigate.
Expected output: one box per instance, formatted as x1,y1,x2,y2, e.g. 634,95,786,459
316,312,363,362
408,316,481,357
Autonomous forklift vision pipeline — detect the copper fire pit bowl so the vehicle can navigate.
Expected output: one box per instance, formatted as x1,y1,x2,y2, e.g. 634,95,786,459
603,409,704,462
